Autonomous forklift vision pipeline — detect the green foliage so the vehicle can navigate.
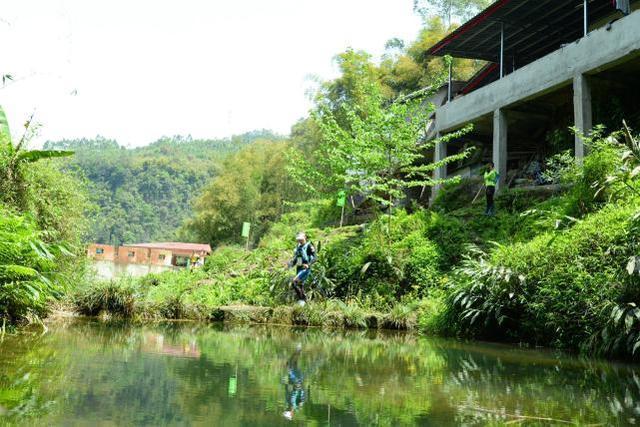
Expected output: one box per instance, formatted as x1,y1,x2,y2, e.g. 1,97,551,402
431,177,481,212
380,16,484,97
384,302,418,330
48,131,280,245
290,71,473,212
188,140,301,246
0,209,69,323
0,107,84,239
444,200,640,355
0,108,88,326
74,278,137,318
413,0,492,24
565,131,622,215
593,120,640,201
314,210,444,305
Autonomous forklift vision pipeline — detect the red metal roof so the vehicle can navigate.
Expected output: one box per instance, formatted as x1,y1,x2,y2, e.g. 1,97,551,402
429,0,511,56
427,0,632,62
123,242,212,253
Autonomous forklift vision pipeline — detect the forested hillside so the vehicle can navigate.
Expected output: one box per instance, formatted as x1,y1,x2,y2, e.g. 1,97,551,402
45,130,282,245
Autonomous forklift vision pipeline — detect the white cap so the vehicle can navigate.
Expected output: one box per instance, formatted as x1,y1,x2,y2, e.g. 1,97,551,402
296,232,306,241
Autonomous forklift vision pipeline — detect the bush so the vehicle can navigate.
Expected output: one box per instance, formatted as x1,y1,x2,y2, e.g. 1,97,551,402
444,200,640,356
0,208,71,324
564,136,622,216
74,277,138,318
431,177,481,212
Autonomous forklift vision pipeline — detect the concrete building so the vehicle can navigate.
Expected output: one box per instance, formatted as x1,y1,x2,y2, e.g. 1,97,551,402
429,0,640,194
120,242,212,267
87,242,212,267
87,243,117,261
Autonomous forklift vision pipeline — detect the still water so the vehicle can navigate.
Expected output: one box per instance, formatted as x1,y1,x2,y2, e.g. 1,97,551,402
1,320,639,426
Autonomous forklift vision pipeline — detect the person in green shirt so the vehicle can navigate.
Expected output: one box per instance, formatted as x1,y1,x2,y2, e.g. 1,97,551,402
483,162,499,216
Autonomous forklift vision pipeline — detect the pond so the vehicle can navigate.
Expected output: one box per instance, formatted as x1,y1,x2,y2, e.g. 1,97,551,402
0,320,639,426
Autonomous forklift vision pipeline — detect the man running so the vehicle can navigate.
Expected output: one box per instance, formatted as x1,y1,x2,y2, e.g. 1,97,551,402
288,232,316,306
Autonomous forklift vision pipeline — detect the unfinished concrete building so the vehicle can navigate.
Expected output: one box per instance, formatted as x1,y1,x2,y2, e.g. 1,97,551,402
429,0,640,193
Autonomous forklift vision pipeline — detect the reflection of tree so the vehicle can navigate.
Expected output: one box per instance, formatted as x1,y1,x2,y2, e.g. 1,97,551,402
0,333,59,422
2,321,640,426
438,346,640,425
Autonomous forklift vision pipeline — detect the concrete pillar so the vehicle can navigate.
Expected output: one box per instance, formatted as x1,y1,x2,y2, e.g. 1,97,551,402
493,109,508,192
431,132,446,202
573,73,592,163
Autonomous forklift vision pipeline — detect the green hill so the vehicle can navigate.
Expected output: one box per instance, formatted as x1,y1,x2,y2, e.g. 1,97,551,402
45,130,282,245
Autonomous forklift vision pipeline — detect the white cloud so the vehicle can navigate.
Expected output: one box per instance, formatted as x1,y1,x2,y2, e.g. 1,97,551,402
1,0,422,147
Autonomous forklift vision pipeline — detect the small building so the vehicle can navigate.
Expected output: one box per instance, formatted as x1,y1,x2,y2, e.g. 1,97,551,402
120,242,212,267
87,242,212,267
87,243,117,261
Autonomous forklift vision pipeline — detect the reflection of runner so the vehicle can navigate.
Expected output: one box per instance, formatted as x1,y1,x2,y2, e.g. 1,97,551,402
283,344,306,420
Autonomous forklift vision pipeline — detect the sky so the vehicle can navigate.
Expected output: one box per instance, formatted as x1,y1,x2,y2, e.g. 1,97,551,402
0,0,423,147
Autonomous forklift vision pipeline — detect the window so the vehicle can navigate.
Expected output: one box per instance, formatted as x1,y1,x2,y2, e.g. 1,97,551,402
96,248,104,255
158,254,166,261
128,251,135,258
175,256,189,267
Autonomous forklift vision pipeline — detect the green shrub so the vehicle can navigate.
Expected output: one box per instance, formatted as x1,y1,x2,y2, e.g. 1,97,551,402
444,200,640,356
552,132,622,218
415,293,449,335
74,277,138,318
424,211,469,268
399,233,440,292
432,177,481,212
0,209,70,324
204,245,246,273
383,302,417,330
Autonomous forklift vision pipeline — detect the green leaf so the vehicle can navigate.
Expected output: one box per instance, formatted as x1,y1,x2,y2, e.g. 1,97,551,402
614,306,625,326
0,105,10,142
16,149,74,163
360,262,372,275
0,264,39,279
626,314,635,333
628,257,638,276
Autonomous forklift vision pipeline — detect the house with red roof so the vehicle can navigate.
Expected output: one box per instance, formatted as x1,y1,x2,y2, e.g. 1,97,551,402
87,242,212,267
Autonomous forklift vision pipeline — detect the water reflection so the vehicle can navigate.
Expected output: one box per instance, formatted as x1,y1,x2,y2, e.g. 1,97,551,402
282,344,306,421
1,321,640,426
142,332,201,358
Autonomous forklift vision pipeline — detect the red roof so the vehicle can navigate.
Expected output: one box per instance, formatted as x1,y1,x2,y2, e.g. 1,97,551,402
123,242,212,253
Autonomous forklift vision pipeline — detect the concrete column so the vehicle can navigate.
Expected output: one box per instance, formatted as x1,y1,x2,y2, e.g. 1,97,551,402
493,109,508,192
573,74,592,163
431,132,446,202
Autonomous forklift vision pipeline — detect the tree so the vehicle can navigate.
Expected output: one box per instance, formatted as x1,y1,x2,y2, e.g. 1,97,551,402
0,107,75,216
379,17,485,98
187,140,298,246
47,131,279,244
288,77,473,220
413,0,492,26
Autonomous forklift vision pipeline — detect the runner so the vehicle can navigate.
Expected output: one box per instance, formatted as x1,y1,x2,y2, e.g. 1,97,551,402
288,232,316,306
